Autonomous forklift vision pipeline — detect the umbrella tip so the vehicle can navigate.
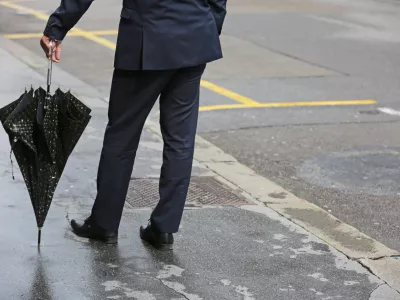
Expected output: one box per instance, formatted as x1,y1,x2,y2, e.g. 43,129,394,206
38,227,42,246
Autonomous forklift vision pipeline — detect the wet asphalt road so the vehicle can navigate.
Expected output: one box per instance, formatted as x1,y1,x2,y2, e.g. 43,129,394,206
0,0,399,253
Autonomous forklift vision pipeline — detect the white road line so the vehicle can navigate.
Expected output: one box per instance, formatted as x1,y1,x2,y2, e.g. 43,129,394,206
378,107,400,116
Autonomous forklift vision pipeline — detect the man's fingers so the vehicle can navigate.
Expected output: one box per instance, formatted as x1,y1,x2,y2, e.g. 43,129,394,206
48,41,56,61
48,43,52,58
54,45,61,62
40,38,49,55
40,36,61,62
40,37,52,59
49,44,61,63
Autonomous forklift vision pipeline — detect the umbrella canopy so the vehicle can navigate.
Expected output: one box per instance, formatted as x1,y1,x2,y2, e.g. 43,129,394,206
0,85,91,245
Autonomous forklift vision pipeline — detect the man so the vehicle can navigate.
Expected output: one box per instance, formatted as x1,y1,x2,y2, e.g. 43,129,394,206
40,0,227,250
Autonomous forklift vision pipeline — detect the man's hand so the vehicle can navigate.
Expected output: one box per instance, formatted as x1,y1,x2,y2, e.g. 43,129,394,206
40,35,62,63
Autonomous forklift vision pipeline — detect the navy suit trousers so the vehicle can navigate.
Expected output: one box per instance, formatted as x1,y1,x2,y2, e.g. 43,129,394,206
91,64,206,233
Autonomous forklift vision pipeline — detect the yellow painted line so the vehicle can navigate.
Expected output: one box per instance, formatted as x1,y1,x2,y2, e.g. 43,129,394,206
5,33,46,39
199,100,377,112
0,1,49,20
67,28,116,49
5,30,119,39
200,80,259,105
90,30,119,36
0,1,116,50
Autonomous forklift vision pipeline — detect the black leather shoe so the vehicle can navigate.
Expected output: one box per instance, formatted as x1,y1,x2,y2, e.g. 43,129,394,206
140,223,174,251
71,217,118,244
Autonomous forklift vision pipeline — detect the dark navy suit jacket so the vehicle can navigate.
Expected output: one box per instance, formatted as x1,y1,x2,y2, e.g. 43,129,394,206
44,0,227,70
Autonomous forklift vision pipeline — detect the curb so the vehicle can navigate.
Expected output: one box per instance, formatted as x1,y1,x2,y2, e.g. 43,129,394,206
145,119,398,257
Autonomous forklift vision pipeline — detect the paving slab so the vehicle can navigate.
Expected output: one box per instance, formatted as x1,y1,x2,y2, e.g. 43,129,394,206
361,258,400,292
370,285,400,300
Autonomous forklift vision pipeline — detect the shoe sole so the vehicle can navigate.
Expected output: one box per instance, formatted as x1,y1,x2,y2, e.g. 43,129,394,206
140,231,173,251
154,243,173,251
72,230,118,244
97,237,118,244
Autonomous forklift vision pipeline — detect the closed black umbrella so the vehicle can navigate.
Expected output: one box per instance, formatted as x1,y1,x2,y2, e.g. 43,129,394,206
0,58,91,245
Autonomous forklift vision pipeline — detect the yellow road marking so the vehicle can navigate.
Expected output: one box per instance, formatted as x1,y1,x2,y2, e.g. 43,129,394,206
5,33,48,39
200,80,259,105
69,28,117,49
5,30,119,39
88,30,118,36
199,100,377,112
0,1,116,50
0,1,48,19
0,1,378,111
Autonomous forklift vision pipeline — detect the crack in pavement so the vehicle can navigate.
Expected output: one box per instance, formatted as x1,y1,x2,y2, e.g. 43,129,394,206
357,260,400,296
370,255,400,261
368,283,385,299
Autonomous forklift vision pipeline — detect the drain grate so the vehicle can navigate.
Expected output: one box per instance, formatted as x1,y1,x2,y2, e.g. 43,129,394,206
126,177,251,208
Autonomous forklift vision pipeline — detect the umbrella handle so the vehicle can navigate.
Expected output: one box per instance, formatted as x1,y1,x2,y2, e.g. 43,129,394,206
46,42,53,96
47,58,52,95
45,41,53,108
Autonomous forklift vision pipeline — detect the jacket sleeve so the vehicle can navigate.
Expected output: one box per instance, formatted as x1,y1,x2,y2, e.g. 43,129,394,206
43,0,94,41
208,0,227,35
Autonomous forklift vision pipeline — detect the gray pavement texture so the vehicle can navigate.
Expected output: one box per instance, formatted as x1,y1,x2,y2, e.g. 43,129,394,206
0,27,398,300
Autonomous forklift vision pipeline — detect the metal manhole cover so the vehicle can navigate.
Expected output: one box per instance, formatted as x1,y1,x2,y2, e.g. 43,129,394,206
126,177,251,208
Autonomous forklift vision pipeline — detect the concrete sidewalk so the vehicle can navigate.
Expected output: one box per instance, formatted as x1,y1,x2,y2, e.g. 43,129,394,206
0,39,399,300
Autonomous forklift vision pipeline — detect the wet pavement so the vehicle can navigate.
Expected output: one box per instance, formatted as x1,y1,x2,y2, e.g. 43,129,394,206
0,38,397,300
0,204,385,300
